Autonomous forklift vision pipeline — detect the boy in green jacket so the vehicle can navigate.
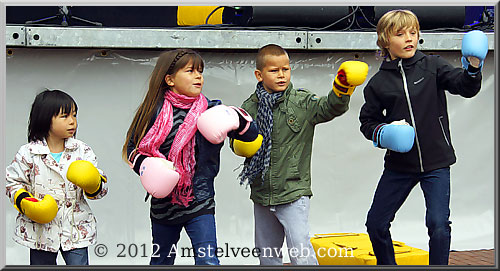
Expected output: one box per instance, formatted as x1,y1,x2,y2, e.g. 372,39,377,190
236,44,368,265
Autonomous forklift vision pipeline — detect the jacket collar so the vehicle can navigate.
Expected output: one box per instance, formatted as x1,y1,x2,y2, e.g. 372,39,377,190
380,50,426,70
251,82,294,103
28,137,79,154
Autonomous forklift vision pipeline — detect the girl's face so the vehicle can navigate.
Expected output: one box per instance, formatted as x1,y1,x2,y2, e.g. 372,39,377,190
165,60,204,97
49,106,77,141
386,27,418,60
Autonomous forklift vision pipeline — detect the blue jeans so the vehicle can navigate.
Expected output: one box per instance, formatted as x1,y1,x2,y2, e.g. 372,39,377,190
365,167,451,265
30,247,89,265
254,196,318,265
150,214,220,265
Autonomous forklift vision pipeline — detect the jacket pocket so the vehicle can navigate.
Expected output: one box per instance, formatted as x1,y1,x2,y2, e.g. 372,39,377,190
284,153,301,181
438,116,450,146
285,108,303,133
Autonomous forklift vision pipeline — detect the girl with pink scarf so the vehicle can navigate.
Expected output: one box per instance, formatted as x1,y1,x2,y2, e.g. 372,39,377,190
122,49,223,265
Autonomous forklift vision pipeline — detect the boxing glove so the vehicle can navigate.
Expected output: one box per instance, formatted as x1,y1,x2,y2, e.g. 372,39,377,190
139,157,180,198
461,30,488,72
66,160,106,198
14,188,58,224
373,122,415,153
230,134,264,158
197,105,255,144
332,60,369,97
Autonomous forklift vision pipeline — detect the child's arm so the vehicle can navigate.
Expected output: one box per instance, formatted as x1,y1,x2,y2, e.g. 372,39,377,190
359,83,386,142
6,148,33,204
436,56,482,98
437,30,487,98
308,60,369,125
6,148,59,223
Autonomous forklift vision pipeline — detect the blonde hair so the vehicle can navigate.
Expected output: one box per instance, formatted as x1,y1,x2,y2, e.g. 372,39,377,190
122,49,204,162
376,9,420,58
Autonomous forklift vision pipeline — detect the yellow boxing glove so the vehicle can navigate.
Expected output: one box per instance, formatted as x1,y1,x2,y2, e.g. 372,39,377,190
230,134,263,158
332,60,369,97
14,188,58,224
67,160,106,198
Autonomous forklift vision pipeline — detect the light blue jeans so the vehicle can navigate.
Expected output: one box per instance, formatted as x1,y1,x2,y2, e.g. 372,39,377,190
254,196,318,265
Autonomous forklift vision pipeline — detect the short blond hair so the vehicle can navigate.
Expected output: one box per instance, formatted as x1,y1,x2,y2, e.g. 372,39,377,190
376,9,420,58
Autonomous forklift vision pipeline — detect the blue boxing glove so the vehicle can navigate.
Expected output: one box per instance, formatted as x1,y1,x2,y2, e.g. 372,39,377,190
373,120,415,153
461,30,488,74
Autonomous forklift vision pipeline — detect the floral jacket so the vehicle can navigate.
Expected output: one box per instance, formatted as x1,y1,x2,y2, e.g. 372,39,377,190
5,137,108,252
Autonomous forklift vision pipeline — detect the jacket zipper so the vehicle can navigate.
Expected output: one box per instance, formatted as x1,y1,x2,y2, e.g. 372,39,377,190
438,116,450,146
398,60,425,172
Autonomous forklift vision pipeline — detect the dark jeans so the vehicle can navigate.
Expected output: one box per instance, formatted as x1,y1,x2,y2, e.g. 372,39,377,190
150,214,220,265
366,167,451,265
30,247,89,265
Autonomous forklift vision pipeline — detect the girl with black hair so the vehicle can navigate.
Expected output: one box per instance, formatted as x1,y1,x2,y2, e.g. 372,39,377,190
6,89,108,265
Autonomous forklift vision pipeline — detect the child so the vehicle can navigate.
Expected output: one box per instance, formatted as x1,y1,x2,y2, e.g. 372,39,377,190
359,10,487,265
237,44,368,265
6,89,108,265
123,49,256,265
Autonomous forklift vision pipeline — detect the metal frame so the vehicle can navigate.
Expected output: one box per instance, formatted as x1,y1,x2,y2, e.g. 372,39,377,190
6,25,495,51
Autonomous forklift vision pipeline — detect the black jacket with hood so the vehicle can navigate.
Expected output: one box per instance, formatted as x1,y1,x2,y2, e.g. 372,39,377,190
359,50,482,173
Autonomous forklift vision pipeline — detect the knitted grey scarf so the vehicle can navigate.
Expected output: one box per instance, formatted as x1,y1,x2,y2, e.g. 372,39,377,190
239,82,283,185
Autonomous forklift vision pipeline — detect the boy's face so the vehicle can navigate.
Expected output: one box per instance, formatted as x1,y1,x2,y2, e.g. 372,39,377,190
255,54,291,93
386,27,418,60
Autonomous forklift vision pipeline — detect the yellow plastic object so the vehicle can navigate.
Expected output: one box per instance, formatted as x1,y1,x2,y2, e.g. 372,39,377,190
177,6,224,26
310,233,429,265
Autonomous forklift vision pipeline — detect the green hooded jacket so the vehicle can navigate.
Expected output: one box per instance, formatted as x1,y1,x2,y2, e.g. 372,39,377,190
241,82,350,206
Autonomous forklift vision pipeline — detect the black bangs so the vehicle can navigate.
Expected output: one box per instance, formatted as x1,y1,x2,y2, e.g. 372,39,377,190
28,89,78,142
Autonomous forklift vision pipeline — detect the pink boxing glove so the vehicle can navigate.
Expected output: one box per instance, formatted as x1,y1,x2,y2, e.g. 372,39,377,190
138,157,179,199
197,105,241,144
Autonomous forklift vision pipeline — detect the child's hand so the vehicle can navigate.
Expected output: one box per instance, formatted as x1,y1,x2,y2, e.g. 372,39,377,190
13,188,58,224
67,160,106,198
197,105,256,144
390,119,409,126
139,157,179,199
332,60,369,97
461,30,488,72
467,56,481,68
373,123,415,153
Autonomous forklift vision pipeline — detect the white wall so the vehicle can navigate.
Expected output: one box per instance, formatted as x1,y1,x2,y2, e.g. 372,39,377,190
4,48,495,265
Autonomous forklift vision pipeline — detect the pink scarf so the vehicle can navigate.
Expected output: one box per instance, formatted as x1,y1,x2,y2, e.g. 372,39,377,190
137,90,208,206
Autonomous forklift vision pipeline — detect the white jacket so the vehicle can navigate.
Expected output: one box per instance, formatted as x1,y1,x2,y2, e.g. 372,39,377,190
5,137,108,252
